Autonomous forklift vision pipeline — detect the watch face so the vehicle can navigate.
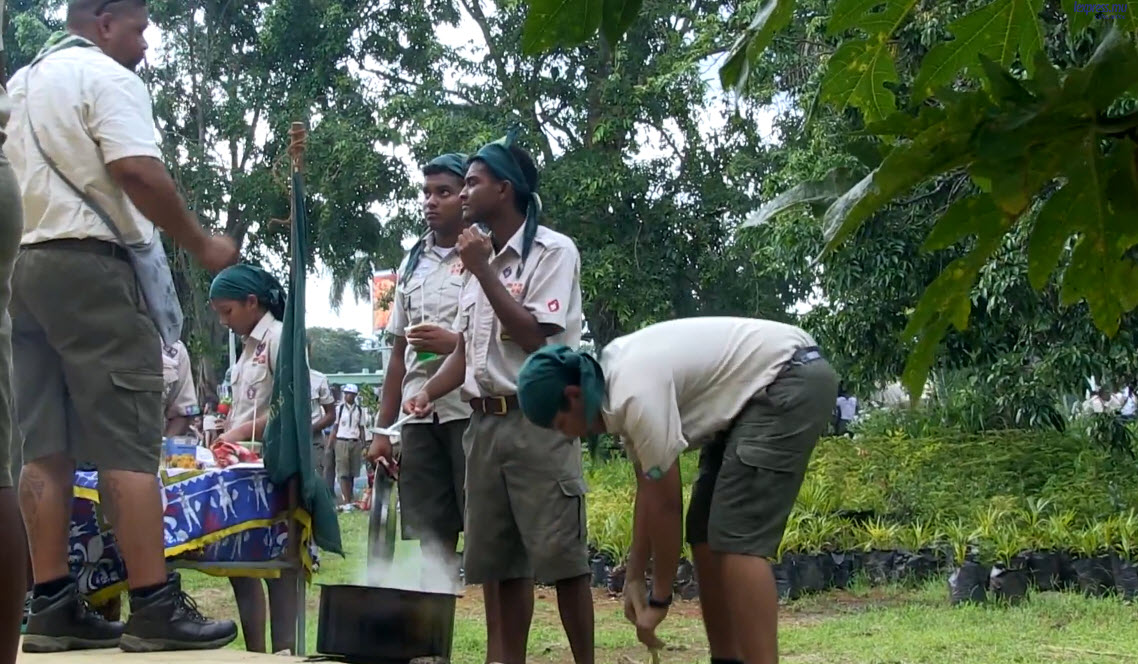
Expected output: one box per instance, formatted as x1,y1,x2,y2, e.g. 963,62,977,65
645,466,663,480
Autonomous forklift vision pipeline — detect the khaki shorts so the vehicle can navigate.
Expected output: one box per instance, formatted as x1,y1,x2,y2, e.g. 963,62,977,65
0,156,21,488
686,356,838,558
399,419,468,543
463,409,589,585
334,437,365,479
10,241,163,474
312,432,326,478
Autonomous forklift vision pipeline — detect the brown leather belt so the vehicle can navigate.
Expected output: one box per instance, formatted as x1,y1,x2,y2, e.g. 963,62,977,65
23,238,130,262
468,395,519,416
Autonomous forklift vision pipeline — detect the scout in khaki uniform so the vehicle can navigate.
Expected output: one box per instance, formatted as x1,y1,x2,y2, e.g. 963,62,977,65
404,134,593,664
516,317,840,664
210,264,299,655
162,341,201,436
331,384,368,506
0,6,27,654
8,1,238,653
310,367,336,478
368,153,470,584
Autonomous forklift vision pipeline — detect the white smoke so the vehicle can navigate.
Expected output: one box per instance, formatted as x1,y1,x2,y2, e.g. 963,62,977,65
364,537,462,596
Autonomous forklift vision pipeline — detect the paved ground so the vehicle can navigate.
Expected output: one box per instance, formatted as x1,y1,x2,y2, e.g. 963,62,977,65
16,641,304,662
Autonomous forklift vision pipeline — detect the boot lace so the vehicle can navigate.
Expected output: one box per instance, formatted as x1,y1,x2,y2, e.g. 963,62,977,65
172,591,208,624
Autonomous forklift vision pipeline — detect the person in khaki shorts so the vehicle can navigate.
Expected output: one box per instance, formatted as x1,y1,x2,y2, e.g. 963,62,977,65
331,384,368,506
368,154,471,585
309,366,336,478
6,1,238,653
0,25,29,658
404,134,593,664
515,317,840,664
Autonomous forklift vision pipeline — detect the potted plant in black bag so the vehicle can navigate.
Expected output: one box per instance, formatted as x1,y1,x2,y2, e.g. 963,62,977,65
989,523,1030,605
895,519,943,586
946,519,987,605
859,517,900,585
772,515,803,602
1071,523,1114,597
1109,511,1138,602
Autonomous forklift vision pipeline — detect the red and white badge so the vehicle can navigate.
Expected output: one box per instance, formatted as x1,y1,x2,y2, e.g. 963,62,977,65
507,282,524,298
547,299,560,312
450,261,464,275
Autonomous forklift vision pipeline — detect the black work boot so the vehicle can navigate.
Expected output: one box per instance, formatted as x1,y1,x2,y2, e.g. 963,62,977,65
120,573,237,652
22,582,124,652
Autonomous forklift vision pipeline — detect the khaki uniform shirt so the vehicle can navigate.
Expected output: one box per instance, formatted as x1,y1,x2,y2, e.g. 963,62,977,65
6,45,162,245
387,233,471,424
227,312,282,430
333,401,368,440
599,317,817,477
310,370,335,425
162,341,200,420
453,225,582,400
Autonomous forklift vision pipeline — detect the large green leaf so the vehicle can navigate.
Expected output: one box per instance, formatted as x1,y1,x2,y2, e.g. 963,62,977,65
741,167,860,228
912,0,1046,100
828,0,915,35
1059,0,1094,37
521,0,604,55
819,36,900,123
719,0,795,91
601,0,643,45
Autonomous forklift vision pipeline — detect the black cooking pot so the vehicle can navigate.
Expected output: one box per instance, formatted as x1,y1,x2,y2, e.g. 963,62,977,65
317,583,457,664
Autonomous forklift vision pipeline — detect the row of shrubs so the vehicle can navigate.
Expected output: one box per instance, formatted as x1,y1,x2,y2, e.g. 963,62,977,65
581,428,1138,604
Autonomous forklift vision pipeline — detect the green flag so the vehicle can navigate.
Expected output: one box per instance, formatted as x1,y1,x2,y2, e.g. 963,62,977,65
263,170,343,555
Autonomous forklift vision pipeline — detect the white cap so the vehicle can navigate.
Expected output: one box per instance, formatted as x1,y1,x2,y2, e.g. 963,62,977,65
343,384,359,394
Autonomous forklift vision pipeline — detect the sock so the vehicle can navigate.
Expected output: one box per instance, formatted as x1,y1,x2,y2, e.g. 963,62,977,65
129,581,167,601
711,659,744,664
33,576,74,599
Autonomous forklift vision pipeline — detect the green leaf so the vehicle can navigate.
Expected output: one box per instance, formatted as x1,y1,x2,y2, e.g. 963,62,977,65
819,36,900,123
1028,177,1079,290
912,0,1045,101
1059,0,1093,37
741,167,860,228
978,54,1035,106
828,0,915,35
922,192,1003,251
719,0,795,91
521,0,604,55
1085,26,1138,109
601,0,643,46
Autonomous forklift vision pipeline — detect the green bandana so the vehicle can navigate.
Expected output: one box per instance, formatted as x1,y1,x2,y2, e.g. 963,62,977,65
209,264,286,320
33,32,96,65
517,345,605,430
471,128,541,276
402,152,470,286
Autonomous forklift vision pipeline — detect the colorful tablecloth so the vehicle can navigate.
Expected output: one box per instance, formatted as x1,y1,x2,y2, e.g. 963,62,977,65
70,466,317,605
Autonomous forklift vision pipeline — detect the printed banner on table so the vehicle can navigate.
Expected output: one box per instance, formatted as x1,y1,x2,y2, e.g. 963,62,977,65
70,467,318,604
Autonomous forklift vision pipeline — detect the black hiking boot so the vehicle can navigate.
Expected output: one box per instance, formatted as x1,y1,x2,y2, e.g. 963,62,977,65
120,573,237,652
22,582,124,652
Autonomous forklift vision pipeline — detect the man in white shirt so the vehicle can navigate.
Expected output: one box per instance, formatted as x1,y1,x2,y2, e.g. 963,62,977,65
516,317,839,664
6,0,237,653
330,384,368,506
834,384,857,437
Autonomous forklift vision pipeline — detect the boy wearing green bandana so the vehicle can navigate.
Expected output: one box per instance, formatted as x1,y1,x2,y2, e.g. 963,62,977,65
368,154,471,585
515,317,839,664
403,136,594,664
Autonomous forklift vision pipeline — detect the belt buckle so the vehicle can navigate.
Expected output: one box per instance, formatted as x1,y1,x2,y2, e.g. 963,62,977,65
491,396,509,416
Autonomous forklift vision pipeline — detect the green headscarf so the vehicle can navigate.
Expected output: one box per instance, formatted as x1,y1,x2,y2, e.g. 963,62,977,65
470,128,541,276
402,152,469,286
517,345,605,430
209,264,286,320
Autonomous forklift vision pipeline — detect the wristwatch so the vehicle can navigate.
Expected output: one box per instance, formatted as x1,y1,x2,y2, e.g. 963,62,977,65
647,591,672,609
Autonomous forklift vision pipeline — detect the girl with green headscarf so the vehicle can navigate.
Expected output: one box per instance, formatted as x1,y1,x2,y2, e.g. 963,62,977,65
208,264,296,654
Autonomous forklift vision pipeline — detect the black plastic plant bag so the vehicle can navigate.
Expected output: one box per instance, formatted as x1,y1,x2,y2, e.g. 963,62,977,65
897,550,938,585
1024,551,1063,591
1058,551,1078,589
590,556,609,588
772,561,799,601
786,553,827,594
674,559,698,600
864,550,897,585
1111,554,1138,602
989,565,1029,605
828,552,855,590
607,565,627,595
948,561,988,605
1072,556,1114,597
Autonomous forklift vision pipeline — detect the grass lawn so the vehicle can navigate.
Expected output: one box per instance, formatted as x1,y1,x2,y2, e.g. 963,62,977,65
181,513,1138,663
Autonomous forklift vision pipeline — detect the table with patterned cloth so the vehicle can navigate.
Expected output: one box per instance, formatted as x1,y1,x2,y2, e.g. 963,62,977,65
70,466,318,605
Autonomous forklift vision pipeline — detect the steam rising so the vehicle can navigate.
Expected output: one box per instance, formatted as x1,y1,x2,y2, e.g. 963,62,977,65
365,537,462,596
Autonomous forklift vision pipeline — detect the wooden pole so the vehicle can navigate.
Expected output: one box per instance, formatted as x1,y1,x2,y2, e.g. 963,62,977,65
286,120,307,656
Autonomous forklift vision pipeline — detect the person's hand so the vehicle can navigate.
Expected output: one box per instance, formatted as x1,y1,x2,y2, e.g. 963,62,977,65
403,390,434,418
366,435,398,478
407,324,456,355
623,578,666,650
635,604,669,648
456,227,492,277
194,234,239,273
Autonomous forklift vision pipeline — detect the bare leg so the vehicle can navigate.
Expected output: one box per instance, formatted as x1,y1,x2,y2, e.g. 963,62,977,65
265,573,298,654
229,577,267,653
554,574,594,664
722,553,779,664
497,577,535,664
339,477,353,506
19,455,74,585
0,486,26,664
99,470,167,589
692,544,741,660
483,582,503,664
